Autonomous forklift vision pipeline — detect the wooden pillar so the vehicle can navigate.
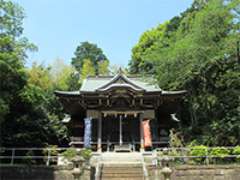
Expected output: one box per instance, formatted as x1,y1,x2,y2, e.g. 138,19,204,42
139,112,144,152
97,112,102,152
119,114,123,146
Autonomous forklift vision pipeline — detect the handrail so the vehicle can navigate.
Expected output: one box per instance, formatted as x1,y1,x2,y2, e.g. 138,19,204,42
155,146,237,151
141,153,149,180
0,147,84,166
1,147,239,167
154,147,239,158
0,147,70,150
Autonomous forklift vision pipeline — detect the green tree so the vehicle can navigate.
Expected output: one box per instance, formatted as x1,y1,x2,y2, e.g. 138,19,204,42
71,41,109,74
130,0,240,146
0,1,68,147
50,58,79,91
98,60,109,75
80,59,96,80
27,62,53,91
0,0,24,37
129,22,169,74
2,62,68,147
0,0,34,124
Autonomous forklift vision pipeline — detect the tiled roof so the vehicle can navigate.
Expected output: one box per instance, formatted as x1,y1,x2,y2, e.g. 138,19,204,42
80,74,161,93
55,71,186,96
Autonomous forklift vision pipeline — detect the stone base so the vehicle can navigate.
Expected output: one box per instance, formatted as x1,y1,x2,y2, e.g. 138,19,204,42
114,144,132,152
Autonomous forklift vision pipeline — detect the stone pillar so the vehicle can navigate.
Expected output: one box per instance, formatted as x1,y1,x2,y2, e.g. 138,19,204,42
72,156,84,180
159,148,173,180
139,112,144,152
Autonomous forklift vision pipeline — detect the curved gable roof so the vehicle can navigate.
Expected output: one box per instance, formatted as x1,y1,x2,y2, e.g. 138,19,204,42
80,72,161,93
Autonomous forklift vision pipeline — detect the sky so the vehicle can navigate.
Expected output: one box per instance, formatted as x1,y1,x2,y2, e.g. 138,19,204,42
14,0,193,67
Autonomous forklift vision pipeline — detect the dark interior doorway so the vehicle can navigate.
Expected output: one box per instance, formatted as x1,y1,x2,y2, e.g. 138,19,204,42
101,114,140,152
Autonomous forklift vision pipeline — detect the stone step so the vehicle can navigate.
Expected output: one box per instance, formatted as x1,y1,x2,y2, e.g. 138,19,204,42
102,167,142,170
102,169,143,174
100,164,144,180
101,178,144,180
98,153,145,180
101,152,142,159
102,166,142,170
101,173,143,177
101,174,144,179
101,163,143,167
101,159,142,162
102,179,143,180
101,154,142,163
101,176,144,179
102,172,143,176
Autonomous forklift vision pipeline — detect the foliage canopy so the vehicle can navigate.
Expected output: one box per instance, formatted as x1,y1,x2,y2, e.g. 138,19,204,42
129,0,240,146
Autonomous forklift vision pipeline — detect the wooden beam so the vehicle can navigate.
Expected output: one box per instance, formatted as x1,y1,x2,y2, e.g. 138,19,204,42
139,112,144,152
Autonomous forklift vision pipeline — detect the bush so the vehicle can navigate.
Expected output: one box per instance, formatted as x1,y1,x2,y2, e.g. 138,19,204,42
61,148,78,161
189,145,208,164
43,145,58,157
210,147,230,164
169,129,184,147
43,145,58,164
233,146,240,163
61,148,92,162
79,148,92,160
22,150,36,165
210,147,230,158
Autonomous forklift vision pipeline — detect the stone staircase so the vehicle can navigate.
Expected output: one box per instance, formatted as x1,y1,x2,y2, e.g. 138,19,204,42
100,164,144,180
96,152,147,180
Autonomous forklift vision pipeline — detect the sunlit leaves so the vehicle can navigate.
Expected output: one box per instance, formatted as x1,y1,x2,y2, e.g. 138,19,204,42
130,0,240,146
71,41,109,74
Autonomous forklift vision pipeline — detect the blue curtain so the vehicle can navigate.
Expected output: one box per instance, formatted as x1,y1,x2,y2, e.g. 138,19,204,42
84,117,92,148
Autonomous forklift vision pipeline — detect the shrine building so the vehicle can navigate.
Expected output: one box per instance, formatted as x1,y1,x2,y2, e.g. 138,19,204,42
55,70,186,152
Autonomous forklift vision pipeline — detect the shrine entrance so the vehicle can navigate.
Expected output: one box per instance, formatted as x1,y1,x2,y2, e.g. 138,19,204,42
101,112,141,152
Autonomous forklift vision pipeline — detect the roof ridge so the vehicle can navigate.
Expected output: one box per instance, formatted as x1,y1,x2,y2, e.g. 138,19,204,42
86,75,152,79
96,73,145,91
87,75,114,79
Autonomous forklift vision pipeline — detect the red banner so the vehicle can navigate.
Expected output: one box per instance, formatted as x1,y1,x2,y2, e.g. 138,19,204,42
142,119,152,147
